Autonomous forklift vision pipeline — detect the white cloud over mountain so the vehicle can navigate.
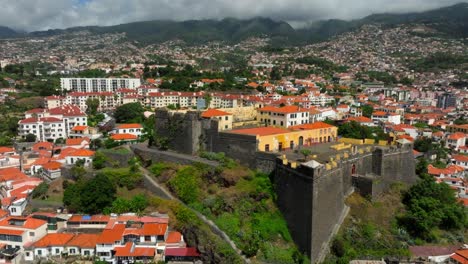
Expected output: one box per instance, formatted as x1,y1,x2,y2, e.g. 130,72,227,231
0,0,466,31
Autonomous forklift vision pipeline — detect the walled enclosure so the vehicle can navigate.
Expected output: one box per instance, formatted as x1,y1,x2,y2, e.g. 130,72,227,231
273,143,416,262
153,109,417,263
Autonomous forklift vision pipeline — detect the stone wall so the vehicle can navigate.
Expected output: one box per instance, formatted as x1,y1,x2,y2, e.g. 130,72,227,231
273,145,416,263
155,110,209,155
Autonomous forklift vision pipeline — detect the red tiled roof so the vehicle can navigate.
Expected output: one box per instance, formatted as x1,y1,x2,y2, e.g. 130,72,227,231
0,229,24,236
42,161,62,171
347,116,373,123
71,125,88,131
33,233,75,248
66,234,99,249
290,122,335,131
166,231,182,244
448,132,466,140
453,155,468,162
97,224,126,243
111,133,138,141
165,247,200,257
66,137,90,146
19,117,62,124
201,109,231,118
117,123,143,129
0,147,15,154
0,217,47,230
230,127,290,136
48,105,85,116
259,105,306,114
70,149,95,157
114,242,155,257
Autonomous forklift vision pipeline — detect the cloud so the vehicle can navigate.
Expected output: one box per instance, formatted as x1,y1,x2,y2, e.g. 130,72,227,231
0,0,466,31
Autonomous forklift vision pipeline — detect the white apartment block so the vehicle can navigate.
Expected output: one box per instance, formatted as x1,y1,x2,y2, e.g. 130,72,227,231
18,105,87,142
60,78,141,93
257,106,310,128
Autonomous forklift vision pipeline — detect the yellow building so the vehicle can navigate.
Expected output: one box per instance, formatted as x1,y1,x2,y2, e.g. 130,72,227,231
201,108,233,131
230,122,337,152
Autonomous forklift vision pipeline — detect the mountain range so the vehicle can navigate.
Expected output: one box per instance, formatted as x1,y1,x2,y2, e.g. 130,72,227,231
0,3,467,45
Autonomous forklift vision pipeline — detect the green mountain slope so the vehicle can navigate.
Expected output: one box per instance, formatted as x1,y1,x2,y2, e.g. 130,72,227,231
4,3,468,45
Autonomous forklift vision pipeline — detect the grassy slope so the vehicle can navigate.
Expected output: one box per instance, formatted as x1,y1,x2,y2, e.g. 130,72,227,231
149,161,307,263
326,183,468,263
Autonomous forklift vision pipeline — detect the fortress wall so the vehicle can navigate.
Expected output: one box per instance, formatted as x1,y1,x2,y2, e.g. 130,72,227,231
273,162,315,258
311,163,353,262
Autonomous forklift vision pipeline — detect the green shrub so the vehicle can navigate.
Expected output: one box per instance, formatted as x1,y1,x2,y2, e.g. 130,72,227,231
168,166,201,204
149,162,170,177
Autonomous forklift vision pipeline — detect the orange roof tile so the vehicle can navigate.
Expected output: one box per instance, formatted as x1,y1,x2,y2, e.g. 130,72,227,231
201,109,231,118
111,134,138,141
117,123,142,129
42,161,62,171
259,105,306,114
33,233,75,248
166,231,182,244
70,149,95,157
66,234,99,249
290,122,336,131
66,137,90,146
230,127,290,136
0,228,24,236
114,242,155,257
71,125,88,131
97,224,125,243
0,147,15,154
448,132,466,140
0,217,47,230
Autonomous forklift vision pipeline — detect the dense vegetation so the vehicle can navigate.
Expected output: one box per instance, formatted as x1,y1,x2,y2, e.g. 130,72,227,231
114,102,145,123
409,52,468,72
337,121,388,141
327,186,411,263
149,161,307,263
398,177,466,241
63,167,143,214
296,56,348,73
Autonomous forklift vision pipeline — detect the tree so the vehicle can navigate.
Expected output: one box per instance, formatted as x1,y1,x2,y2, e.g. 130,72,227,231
416,158,429,176
114,103,144,123
399,178,467,240
93,151,107,170
361,105,373,118
86,98,100,116
414,138,433,153
31,182,49,199
300,149,312,161
80,174,116,214
25,133,36,142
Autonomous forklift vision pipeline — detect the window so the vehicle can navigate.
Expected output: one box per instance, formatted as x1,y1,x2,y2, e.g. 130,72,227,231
29,232,35,236
70,248,76,254
11,208,16,213
55,248,60,254
84,250,90,255
26,252,30,257
145,235,151,242
225,116,228,121
265,144,270,152
38,250,42,256
225,125,228,129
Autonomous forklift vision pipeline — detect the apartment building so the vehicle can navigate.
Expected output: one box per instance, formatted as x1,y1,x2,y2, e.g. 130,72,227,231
257,106,310,128
60,78,141,93
18,105,87,142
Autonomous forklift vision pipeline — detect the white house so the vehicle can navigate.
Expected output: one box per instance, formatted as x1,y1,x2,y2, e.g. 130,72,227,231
446,132,466,151
113,124,143,137
65,149,95,166
257,106,310,128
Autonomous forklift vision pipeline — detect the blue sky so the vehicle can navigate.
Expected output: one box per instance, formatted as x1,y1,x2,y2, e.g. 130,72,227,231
0,0,466,31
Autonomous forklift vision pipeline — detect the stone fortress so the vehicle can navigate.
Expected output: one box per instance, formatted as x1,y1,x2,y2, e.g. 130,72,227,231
150,109,417,263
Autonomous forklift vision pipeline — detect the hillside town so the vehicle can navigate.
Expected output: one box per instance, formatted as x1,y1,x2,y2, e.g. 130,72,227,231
0,7,467,264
